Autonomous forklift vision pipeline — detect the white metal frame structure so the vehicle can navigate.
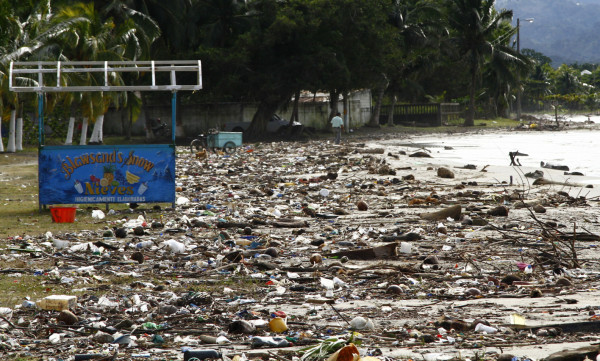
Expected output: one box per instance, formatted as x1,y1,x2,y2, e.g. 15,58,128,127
9,60,202,92
9,60,202,145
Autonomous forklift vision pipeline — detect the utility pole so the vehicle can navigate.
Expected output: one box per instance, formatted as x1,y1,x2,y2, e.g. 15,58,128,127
516,18,534,122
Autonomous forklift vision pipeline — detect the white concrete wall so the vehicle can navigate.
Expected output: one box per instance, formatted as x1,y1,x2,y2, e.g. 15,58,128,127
103,91,372,136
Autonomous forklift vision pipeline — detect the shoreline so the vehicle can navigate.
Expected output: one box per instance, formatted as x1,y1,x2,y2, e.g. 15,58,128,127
357,125,600,197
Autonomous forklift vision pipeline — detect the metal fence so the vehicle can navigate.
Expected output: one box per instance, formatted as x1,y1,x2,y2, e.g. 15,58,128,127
379,103,462,127
379,103,441,126
440,103,461,123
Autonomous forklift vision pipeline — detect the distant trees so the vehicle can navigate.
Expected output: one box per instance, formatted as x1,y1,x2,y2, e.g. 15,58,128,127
2,0,600,145
520,49,600,114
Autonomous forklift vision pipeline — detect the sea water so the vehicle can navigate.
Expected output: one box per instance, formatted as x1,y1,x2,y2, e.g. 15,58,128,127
388,128,600,180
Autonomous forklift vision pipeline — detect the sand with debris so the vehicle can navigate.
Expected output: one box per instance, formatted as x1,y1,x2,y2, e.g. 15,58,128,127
3,125,600,360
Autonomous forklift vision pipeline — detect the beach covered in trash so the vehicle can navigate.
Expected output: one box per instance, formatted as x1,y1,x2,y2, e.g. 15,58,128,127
4,127,600,361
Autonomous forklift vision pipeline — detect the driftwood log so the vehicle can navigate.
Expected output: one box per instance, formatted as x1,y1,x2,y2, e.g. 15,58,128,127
420,205,462,221
327,243,398,260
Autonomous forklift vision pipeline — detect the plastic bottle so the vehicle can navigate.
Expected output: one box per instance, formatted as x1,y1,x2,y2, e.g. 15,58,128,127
474,323,497,334
21,300,36,308
183,349,221,361
235,239,252,246
136,241,154,249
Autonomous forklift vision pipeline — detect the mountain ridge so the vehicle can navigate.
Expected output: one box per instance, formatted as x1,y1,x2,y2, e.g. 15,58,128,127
496,0,600,65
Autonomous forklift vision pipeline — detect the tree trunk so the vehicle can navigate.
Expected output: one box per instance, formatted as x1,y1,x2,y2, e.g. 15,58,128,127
7,109,16,153
368,88,385,128
16,116,23,151
142,96,154,141
66,100,79,145
0,116,4,152
89,115,104,144
145,117,155,141
387,94,397,126
246,101,281,139
342,92,349,131
464,69,476,126
369,86,384,127
80,117,88,145
246,92,291,139
368,74,388,128
329,91,340,120
120,108,126,137
65,117,76,145
89,119,99,143
126,105,132,140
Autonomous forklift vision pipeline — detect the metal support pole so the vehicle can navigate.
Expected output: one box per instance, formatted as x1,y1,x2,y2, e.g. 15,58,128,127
516,18,521,123
171,91,177,209
38,92,44,213
171,91,177,145
38,93,44,147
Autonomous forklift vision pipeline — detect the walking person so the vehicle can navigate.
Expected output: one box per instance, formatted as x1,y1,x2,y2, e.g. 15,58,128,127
331,112,344,145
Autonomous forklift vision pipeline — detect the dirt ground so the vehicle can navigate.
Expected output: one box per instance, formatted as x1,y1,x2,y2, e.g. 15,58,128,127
2,123,600,361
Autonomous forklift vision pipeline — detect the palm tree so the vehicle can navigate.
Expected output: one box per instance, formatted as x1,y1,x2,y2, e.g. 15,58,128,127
53,2,159,144
480,21,532,118
0,0,79,151
100,2,160,139
446,0,525,126
100,0,187,55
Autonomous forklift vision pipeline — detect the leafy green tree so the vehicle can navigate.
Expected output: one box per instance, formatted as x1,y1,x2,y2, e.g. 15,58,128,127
523,63,552,111
385,0,445,125
328,0,392,127
227,0,393,135
239,0,309,137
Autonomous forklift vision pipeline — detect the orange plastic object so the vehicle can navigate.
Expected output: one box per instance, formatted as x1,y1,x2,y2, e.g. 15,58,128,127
50,206,77,223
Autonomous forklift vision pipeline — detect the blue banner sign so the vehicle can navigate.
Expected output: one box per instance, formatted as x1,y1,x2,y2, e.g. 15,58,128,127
39,144,175,205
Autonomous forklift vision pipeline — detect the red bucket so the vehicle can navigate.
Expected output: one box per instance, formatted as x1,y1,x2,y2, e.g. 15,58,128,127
50,206,77,223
